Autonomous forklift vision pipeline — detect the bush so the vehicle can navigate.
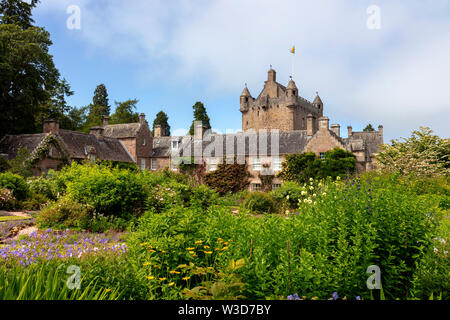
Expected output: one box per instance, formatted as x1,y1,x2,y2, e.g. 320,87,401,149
204,160,251,195
241,192,277,214
21,193,48,211
271,181,305,208
37,197,94,230
0,172,29,201
0,188,16,210
27,175,59,200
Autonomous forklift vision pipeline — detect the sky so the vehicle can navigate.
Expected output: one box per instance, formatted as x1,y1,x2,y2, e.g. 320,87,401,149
32,0,450,141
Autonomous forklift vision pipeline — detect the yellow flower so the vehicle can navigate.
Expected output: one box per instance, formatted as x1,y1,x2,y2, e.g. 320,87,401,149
189,251,195,255
147,275,155,280
186,247,195,251
191,254,197,257
169,270,177,274
161,250,167,254
195,240,203,244
159,277,166,281
168,282,175,287
153,265,159,268
143,262,151,266
222,247,228,251
204,251,213,255
203,245,210,249
214,248,220,251
182,277,191,281
148,249,156,253
140,242,149,246
105,289,111,292
218,238,223,241
228,239,232,242
224,242,229,245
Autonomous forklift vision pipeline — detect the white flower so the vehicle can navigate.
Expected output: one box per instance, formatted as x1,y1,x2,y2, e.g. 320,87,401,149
309,178,313,182
434,248,438,253
301,191,307,196
336,176,341,181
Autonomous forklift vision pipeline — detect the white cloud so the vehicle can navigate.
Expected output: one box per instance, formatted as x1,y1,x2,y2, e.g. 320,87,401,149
36,0,450,138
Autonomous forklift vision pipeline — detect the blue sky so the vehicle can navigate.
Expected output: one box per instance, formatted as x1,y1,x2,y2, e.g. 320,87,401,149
33,0,450,141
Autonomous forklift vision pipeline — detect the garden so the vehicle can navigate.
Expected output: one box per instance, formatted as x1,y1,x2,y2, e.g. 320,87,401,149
0,128,449,300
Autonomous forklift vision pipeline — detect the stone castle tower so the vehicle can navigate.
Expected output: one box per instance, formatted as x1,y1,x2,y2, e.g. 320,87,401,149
240,68,323,132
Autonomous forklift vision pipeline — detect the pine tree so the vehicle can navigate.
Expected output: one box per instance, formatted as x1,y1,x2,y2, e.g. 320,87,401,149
189,101,211,135
86,84,110,126
0,0,40,29
152,111,170,136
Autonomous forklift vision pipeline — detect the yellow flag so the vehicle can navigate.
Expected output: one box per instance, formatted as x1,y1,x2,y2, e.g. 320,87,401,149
290,45,295,54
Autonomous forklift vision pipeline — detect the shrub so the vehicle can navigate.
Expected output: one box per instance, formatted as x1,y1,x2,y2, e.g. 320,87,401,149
21,193,48,211
37,197,94,230
27,175,58,200
241,192,277,214
0,188,16,210
204,160,251,195
0,172,30,200
271,181,305,208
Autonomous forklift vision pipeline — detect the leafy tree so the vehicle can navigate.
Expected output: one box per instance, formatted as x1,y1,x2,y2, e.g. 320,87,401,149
152,111,171,136
7,147,32,177
204,158,251,195
85,84,110,127
0,23,60,138
375,127,449,176
110,99,139,124
0,154,9,172
0,0,39,29
278,148,356,183
363,124,375,132
62,106,88,131
189,101,211,135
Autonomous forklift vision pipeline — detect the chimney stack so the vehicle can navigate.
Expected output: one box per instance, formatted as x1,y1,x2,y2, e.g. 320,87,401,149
318,117,329,131
140,113,146,125
102,116,110,127
347,126,353,137
43,119,60,134
331,124,341,137
194,121,206,140
90,126,104,141
378,125,384,141
154,125,165,138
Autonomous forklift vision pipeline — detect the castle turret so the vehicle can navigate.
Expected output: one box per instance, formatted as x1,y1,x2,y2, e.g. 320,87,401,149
313,93,323,116
240,85,251,113
286,79,298,97
267,68,276,82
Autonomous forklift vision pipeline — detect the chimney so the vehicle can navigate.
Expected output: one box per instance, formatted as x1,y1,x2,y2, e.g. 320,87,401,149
378,125,384,140
43,119,60,134
331,124,341,137
154,125,165,138
267,68,276,82
194,121,206,140
90,126,104,141
318,117,329,131
102,116,110,126
347,126,353,137
307,114,314,136
140,113,146,125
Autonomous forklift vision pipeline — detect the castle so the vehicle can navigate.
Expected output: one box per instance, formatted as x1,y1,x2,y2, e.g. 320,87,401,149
0,67,383,191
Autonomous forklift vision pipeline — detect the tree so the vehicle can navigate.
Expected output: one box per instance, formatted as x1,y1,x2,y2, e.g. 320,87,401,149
7,147,32,177
152,111,171,136
189,101,211,135
110,99,139,124
86,84,110,127
278,148,356,183
0,0,40,29
0,24,60,138
363,124,375,132
204,158,251,195
375,127,449,177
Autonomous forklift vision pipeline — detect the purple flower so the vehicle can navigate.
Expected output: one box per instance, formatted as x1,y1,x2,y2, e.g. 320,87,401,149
332,292,338,300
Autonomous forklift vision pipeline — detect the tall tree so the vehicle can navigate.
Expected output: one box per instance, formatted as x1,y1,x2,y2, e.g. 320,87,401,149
86,84,110,126
0,23,60,138
363,124,375,132
110,99,139,124
152,111,170,136
0,0,39,29
189,101,211,135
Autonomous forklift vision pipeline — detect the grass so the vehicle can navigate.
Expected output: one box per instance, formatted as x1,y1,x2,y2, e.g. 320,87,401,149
0,215,32,222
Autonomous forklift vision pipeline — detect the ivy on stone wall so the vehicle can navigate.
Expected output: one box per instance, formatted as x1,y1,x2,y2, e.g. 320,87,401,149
28,134,69,166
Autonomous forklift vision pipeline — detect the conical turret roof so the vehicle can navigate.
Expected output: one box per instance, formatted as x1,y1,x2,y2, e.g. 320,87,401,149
241,86,251,97
287,79,298,90
313,93,323,105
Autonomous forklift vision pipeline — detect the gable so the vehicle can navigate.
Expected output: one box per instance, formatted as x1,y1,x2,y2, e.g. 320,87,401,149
304,129,346,154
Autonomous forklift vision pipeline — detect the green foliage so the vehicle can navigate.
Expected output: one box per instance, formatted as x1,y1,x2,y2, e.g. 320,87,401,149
278,148,355,183
241,192,277,214
271,181,305,209
204,160,251,195
188,101,211,135
0,188,15,210
0,155,9,173
0,0,39,29
110,99,140,124
0,23,60,138
0,262,121,300
0,172,29,200
363,124,375,132
7,147,32,177
376,127,449,176
27,174,58,200
152,110,171,136
85,84,110,127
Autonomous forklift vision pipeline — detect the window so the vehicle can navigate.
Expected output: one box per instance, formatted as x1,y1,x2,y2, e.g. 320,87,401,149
151,159,157,171
48,147,53,157
172,140,179,150
89,154,96,162
143,138,146,146
252,183,261,191
272,184,282,190
273,157,282,171
252,158,261,171
140,159,146,170
208,158,218,172
320,152,325,160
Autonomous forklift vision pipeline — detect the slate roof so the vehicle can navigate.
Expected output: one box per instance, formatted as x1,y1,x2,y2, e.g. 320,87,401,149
0,134,47,160
347,131,383,156
103,123,142,139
